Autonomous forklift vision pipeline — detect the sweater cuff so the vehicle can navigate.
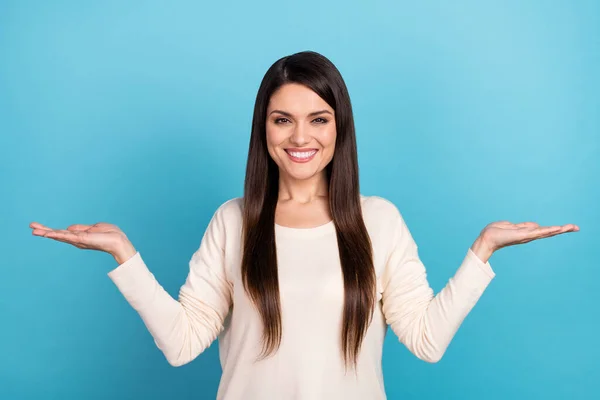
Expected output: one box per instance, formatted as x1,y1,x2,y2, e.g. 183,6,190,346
452,248,496,293
107,251,144,279
107,252,157,308
467,247,496,279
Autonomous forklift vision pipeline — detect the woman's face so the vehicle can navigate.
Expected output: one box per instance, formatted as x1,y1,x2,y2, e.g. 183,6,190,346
266,83,337,182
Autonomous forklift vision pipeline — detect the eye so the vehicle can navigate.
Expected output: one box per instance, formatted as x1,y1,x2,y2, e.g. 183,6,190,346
312,117,328,124
274,117,290,124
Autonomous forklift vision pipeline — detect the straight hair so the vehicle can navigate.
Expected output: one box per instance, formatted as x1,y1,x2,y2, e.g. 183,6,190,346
241,51,376,370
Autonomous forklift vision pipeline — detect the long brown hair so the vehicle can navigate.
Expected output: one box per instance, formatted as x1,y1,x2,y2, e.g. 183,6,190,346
241,51,376,369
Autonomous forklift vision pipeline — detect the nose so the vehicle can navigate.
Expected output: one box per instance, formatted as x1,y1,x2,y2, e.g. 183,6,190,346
289,122,310,146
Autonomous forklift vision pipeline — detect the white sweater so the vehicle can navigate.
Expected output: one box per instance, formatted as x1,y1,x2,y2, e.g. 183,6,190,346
108,195,495,399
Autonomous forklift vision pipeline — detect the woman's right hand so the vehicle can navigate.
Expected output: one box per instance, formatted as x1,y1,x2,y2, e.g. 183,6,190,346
29,222,137,264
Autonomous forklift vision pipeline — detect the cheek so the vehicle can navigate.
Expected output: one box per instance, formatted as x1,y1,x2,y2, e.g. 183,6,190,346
265,126,284,160
266,125,287,145
320,126,337,152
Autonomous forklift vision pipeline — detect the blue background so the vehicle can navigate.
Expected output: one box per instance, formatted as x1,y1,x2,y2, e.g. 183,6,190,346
1,0,598,399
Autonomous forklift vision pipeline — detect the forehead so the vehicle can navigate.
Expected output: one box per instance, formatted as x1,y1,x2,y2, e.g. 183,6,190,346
267,83,333,114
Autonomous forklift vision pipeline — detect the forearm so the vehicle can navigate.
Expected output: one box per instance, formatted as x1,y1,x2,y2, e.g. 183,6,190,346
387,248,495,363
108,252,221,366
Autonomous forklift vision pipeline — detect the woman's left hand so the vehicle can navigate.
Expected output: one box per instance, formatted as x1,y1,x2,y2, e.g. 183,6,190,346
471,221,580,263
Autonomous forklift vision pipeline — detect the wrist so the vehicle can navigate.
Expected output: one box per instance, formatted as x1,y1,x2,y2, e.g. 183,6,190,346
112,240,137,265
471,236,494,264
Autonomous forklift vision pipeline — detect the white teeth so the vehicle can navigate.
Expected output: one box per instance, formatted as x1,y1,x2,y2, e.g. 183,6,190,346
288,150,317,159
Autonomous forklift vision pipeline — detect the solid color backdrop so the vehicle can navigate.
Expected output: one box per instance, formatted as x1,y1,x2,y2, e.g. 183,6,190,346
1,0,598,399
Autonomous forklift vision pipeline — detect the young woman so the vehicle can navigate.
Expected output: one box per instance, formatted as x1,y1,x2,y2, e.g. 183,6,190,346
30,51,579,399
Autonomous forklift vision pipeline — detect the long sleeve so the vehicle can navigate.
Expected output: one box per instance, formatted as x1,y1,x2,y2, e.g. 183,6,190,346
380,208,495,363
107,205,233,367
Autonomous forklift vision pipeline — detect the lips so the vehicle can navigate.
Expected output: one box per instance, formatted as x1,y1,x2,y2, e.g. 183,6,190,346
284,149,318,163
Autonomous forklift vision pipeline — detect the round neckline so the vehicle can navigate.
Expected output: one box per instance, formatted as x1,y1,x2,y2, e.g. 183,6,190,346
275,219,336,238
272,195,369,238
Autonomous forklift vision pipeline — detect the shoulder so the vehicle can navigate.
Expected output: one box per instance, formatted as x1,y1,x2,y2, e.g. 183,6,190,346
202,197,244,251
215,196,243,217
360,194,411,243
360,195,416,255
360,194,403,221
202,197,243,234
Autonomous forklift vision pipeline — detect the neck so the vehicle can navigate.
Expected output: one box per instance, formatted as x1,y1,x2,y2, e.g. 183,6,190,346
277,171,328,204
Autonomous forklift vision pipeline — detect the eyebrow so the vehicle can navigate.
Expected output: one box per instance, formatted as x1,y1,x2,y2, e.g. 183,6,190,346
268,109,333,118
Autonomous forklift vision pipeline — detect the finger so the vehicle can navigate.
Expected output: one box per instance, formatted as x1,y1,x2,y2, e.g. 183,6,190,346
92,222,115,229
42,229,83,244
30,222,53,230
526,224,577,237
515,222,540,228
487,221,513,228
542,224,577,234
67,224,92,232
519,226,561,240
493,221,513,226
558,224,579,233
539,226,563,233
534,226,567,239
43,233,73,244
32,228,53,236
43,233,87,248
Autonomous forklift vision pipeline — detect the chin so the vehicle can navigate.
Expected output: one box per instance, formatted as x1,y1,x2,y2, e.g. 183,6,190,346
283,169,319,181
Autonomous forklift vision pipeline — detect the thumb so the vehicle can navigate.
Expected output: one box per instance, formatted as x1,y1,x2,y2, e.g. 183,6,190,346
67,224,92,232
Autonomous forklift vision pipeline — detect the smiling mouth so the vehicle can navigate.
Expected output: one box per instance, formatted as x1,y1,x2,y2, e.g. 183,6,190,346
284,149,318,163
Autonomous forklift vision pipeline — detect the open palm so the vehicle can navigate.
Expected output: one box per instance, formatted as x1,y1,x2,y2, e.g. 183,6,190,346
29,222,127,254
481,221,579,252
